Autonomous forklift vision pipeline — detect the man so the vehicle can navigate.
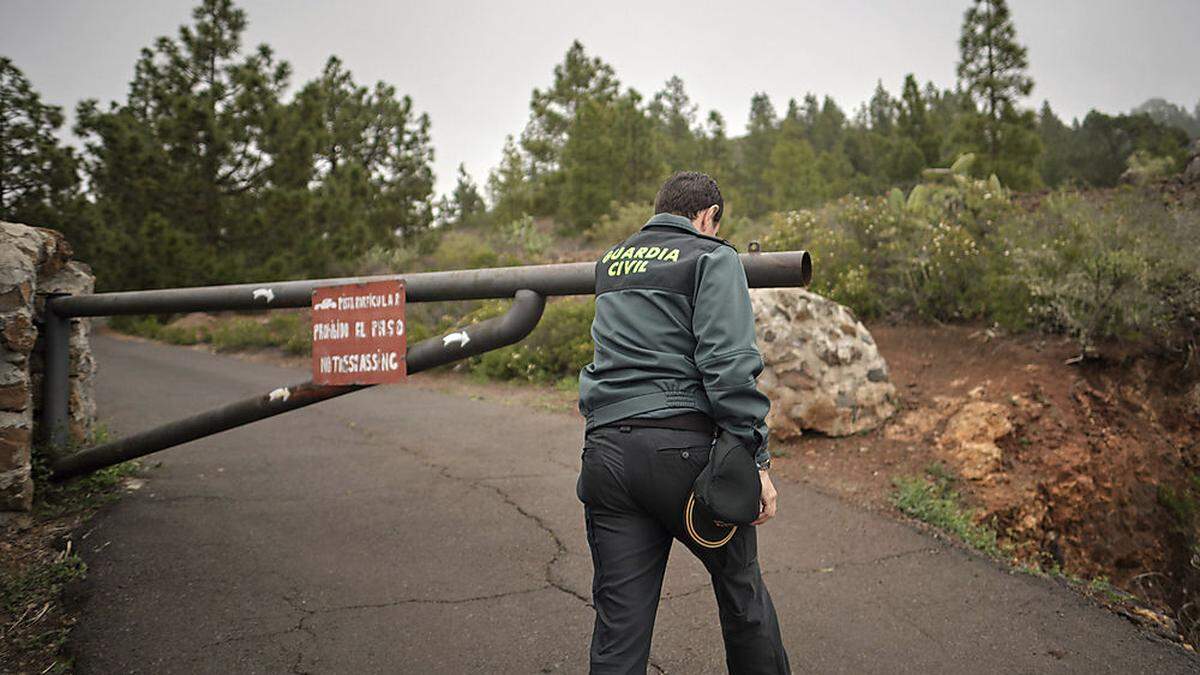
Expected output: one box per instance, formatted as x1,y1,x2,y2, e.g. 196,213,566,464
577,171,790,673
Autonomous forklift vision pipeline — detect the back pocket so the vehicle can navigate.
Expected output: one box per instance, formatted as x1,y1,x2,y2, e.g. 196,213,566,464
657,444,711,470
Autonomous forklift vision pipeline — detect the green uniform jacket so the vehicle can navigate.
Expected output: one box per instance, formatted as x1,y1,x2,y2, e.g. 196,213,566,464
578,213,771,465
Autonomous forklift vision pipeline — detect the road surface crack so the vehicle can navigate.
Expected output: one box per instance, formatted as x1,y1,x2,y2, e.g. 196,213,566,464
469,477,592,607
313,586,551,614
335,416,593,609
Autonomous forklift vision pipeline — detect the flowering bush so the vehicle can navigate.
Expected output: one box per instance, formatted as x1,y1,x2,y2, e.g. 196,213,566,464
766,159,1005,322
1009,191,1200,355
766,154,1199,359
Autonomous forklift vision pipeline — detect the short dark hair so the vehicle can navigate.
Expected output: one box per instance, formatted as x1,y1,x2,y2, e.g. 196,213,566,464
654,171,723,223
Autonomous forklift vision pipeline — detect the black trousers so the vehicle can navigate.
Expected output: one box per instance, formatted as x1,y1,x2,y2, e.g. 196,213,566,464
577,425,790,674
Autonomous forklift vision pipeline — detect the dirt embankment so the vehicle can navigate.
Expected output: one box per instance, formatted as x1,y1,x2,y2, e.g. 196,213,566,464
776,325,1200,628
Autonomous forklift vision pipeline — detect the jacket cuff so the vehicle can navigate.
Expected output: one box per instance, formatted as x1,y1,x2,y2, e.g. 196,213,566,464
753,443,770,468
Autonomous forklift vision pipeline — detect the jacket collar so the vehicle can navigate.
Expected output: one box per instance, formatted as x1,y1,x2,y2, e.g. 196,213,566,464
642,212,700,234
641,212,734,249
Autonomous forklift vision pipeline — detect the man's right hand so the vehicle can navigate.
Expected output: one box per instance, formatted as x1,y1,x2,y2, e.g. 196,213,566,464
751,469,777,526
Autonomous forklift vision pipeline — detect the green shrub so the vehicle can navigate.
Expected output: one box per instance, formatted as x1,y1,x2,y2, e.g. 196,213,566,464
721,214,771,251
109,315,165,339
584,201,650,245
1159,476,1200,548
892,469,1001,557
266,313,311,356
405,318,434,346
464,298,595,383
157,323,208,345
1010,190,1200,353
0,552,86,627
501,214,553,258
203,313,311,355
430,231,504,270
114,312,314,355
1123,150,1176,185
767,185,998,321
766,154,1200,358
357,244,423,275
208,318,274,352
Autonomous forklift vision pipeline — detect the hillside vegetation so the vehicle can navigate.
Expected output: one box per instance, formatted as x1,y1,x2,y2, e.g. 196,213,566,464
3,0,1197,295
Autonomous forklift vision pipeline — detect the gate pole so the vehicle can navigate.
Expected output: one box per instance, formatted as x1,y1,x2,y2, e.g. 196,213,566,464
42,297,72,455
50,290,546,480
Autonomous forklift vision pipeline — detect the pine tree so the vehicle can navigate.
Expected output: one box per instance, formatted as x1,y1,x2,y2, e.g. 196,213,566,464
76,0,434,287
1036,101,1073,187
867,80,896,134
739,92,778,216
648,75,700,172
810,96,846,154
560,90,661,228
438,163,484,228
955,0,1041,188
520,41,618,187
0,58,81,229
488,136,531,225
1070,110,1189,186
450,164,485,226
800,94,820,133
897,74,941,165
286,56,434,271
699,110,730,180
765,114,826,210
76,0,291,287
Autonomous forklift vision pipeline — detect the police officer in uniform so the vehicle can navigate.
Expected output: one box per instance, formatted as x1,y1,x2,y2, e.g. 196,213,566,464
577,172,790,673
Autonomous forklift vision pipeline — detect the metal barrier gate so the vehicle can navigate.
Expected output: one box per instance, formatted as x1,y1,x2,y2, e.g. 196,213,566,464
42,251,811,480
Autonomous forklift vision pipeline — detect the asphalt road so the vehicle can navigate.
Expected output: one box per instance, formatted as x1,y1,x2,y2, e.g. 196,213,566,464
67,335,1197,674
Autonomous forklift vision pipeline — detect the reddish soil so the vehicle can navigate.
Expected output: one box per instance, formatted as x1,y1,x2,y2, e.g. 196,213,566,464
773,323,1200,628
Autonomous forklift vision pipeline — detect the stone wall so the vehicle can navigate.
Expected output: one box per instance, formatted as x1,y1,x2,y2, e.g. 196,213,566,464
1,221,96,511
751,288,897,440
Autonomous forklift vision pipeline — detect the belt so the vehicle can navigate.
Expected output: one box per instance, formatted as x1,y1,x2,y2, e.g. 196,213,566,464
607,412,716,435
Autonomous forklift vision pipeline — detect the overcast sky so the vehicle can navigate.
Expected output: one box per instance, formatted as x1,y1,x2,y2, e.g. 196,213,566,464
3,0,1198,196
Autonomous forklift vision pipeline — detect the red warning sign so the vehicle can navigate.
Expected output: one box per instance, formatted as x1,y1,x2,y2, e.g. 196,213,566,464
311,279,407,385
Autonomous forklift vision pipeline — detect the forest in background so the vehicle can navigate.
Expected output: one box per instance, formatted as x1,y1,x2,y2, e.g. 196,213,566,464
2,0,1197,287
2,0,1198,371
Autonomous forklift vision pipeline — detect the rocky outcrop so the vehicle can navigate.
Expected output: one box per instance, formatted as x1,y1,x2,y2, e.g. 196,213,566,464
1,222,95,511
937,400,1012,480
1185,140,1200,184
751,288,897,440
886,385,1022,482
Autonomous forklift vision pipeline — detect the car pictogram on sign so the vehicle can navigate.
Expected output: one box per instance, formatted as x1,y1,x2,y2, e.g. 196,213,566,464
311,280,407,386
